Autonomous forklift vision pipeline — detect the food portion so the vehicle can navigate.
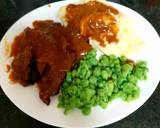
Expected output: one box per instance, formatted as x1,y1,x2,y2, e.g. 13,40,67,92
58,50,148,115
91,14,145,56
7,0,148,115
59,0,144,57
9,20,91,105
61,1,119,46
9,0,121,105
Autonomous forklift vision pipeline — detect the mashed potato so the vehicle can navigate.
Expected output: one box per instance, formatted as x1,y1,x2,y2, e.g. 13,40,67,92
58,0,145,57
90,13,145,57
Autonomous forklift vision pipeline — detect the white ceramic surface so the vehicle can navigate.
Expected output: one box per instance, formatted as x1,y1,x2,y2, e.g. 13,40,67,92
0,0,160,127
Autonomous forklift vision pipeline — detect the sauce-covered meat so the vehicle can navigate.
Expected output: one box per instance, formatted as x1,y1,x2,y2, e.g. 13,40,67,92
9,1,120,105
66,1,119,46
10,20,91,104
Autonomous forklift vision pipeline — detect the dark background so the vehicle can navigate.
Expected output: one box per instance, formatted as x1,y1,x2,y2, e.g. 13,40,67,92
0,0,160,128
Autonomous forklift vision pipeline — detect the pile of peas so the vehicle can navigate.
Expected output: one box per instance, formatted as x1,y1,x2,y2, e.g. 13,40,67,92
58,49,148,115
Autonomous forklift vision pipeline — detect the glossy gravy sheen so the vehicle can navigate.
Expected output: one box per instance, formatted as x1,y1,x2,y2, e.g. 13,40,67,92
66,1,119,46
9,1,120,105
10,20,91,104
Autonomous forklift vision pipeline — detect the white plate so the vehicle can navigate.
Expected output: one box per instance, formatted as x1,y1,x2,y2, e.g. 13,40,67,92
0,0,160,127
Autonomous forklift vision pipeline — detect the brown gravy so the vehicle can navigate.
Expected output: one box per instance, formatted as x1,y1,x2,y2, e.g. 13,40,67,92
66,1,119,46
10,20,91,104
9,1,120,105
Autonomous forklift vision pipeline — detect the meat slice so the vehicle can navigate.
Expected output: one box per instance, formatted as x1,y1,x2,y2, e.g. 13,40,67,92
10,39,32,86
38,66,66,105
9,20,91,105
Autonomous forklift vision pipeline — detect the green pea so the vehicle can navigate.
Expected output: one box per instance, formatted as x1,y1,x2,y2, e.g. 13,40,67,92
93,67,101,77
101,70,109,80
85,70,91,79
99,101,108,109
100,56,109,67
119,56,127,62
66,72,72,82
127,74,138,84
107,80,114,96
67,86,77,96
58,49,148,116
80,79,89,87
136,61,147,68
71,70,77,78
89,76,97,84
82,107,91,115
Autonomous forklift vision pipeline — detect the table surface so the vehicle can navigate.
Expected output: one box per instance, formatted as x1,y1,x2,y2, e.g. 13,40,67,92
0,0,160,128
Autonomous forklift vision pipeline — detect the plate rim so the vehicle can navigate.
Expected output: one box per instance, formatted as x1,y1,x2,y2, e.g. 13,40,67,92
0,0,160,127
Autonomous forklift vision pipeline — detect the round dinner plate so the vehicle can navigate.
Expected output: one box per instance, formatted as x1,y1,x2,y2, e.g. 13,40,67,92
0,0,160,127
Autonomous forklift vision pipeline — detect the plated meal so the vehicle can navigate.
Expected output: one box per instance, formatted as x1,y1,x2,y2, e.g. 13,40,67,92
0,0,160,127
